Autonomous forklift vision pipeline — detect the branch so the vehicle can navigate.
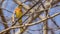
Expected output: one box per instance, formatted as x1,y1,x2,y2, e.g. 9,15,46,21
12,0,41,26
0,0,10,34
0,12,60,34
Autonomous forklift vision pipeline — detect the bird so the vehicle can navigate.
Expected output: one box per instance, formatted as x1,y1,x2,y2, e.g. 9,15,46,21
15,5,24,33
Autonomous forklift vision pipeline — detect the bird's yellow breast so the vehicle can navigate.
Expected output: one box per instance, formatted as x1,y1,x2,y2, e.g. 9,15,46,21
15,7,22,18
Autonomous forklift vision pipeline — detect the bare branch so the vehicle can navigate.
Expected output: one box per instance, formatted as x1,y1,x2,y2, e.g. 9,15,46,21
0,12,60,34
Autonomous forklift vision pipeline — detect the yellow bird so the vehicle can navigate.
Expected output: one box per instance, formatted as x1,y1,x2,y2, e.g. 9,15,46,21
15,5,23,33
15,5,22,24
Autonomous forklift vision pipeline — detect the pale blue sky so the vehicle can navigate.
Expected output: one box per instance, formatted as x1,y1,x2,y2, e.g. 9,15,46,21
0,0,60,34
